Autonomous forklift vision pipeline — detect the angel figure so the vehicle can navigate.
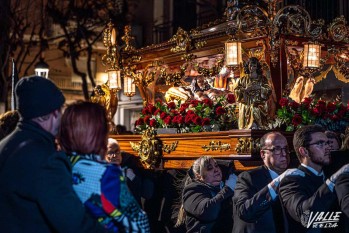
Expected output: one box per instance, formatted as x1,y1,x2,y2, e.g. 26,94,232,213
91,83,118,133
289,76,315,103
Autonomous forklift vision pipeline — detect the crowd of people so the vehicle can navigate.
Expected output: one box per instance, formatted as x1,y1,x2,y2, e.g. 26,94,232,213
1,74,349,233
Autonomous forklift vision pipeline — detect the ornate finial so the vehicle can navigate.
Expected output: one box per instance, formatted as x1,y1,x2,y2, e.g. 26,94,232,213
101,21,120,70
121,25,136,52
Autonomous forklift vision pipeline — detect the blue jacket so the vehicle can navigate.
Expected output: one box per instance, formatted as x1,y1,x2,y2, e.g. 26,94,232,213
69,153,150,233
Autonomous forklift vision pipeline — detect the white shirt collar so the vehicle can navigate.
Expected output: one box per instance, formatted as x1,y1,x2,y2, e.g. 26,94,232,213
301,163,324,177
268,168,279,180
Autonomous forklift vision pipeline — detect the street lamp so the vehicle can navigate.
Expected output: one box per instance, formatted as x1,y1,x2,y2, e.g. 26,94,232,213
34,58,49,78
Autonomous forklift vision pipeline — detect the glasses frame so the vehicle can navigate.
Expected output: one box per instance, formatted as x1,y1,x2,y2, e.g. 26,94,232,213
305,140,330,148
262,146,290,155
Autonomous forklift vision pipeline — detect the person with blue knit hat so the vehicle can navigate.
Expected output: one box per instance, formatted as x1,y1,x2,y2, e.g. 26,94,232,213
0,75,109,233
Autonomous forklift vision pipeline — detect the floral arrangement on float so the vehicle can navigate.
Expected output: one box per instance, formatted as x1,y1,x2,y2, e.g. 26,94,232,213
134,93,238,134
275,97,349,133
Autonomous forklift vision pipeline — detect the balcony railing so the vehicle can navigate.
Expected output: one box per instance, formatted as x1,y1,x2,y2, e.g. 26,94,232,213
50,77,93,92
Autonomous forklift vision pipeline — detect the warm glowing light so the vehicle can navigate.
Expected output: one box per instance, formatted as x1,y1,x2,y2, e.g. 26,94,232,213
124,75,136,97
108,69,121,90
34,58,49,79
225,41,242,67
303,43,321,68
111,28,117,46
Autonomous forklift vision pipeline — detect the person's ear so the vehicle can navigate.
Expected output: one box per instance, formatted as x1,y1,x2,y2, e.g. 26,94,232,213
299,146,309,158
52,109,61,119
260,150,266,160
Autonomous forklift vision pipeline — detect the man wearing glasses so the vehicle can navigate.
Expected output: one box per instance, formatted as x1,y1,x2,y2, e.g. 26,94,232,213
233,131,304,233
279,125,349,232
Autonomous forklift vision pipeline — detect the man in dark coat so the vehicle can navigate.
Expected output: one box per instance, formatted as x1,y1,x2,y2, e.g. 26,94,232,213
279,125,349,232
233,131,304,233
336,173,349,218
0,76,107,233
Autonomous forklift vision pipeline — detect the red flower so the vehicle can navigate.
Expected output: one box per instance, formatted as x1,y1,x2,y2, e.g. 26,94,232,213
190,100,199,107
135,93,238,133
315,105,326,115
186,110,195,115
193,116,202,126
216,106,226,115
144,116,150,124
302,97,312,108
279,97,289,107
160,112,167,120
203,98,213,107
317,100,326,108
202,117,210,126
289,101,300,110
164,116,172,125
135,118,144,126
179,103,189,113
142,108,150,115
170,109,179,115
185,114,193,124
149,119,157,127
173,115,184,124
311,107,322,116
227,93,236,104
167,102,176,109
327,102,337,113
148,105,157,114
292,114,302,126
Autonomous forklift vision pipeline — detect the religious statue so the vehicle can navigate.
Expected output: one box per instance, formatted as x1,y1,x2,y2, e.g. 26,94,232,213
234,57,272,129
165,76,230,102
90,83,118,133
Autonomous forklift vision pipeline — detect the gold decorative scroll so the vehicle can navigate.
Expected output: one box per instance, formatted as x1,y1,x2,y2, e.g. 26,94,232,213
129,128,161,168
235,137,260,154
273,5,324,39
169,27,192,53
333,65,349,83
159,62,190,86
163,141,179,153
313,65,333,83
121,25,136,52
194,58,224,77
133,61,162,106
328,16,349,43
101,21,120,69
202,141,231,152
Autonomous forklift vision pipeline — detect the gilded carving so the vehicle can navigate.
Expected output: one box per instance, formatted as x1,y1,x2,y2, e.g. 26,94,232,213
235,137,260,154
129,128,161,168
202,141,231,152
328,16,349,43
163,141,179,153
169,27,192,53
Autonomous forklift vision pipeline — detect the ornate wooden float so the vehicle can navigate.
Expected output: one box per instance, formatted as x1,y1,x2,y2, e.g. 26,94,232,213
111,130,295,171
106,1,348,171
